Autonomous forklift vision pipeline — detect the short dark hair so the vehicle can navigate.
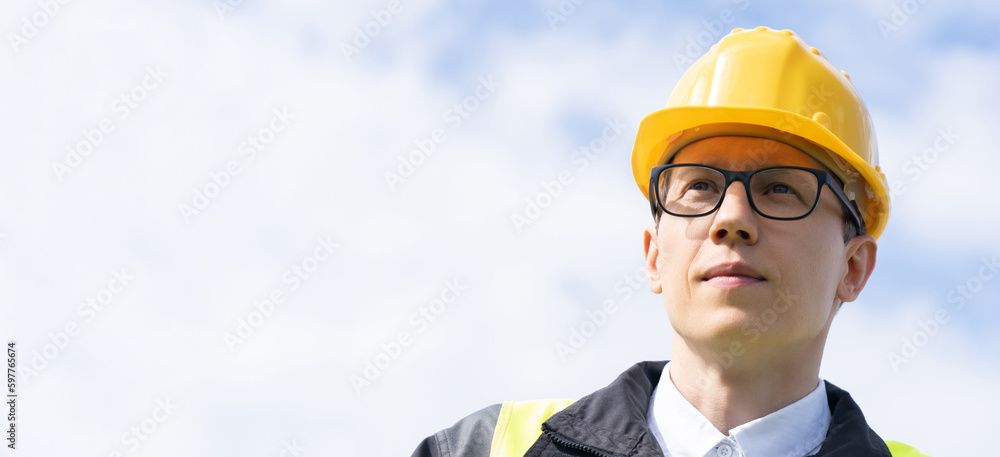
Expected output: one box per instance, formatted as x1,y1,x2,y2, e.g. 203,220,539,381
841,209,860,243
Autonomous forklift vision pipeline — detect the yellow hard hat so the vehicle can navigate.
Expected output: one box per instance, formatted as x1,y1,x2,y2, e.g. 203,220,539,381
631,26,890,239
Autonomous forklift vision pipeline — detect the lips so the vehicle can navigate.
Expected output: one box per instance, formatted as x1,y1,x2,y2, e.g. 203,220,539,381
702,262,765,288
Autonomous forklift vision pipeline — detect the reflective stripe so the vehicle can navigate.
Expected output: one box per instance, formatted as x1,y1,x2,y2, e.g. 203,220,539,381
886,440,931,457
489,399,574,457
485,400,927,457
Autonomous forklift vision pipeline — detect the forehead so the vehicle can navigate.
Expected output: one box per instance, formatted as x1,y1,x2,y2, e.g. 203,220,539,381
671,136,824,170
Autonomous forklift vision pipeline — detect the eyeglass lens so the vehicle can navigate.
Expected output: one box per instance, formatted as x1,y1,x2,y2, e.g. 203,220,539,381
658,166,820,219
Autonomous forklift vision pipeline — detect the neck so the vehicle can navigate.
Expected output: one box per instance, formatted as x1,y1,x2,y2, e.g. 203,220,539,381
666,332,828,435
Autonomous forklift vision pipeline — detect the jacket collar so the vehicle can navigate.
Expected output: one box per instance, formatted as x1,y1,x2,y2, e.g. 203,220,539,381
541,360,891,457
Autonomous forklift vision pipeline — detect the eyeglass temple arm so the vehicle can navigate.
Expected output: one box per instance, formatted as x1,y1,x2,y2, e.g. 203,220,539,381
824,174,867,236
648,175,660,220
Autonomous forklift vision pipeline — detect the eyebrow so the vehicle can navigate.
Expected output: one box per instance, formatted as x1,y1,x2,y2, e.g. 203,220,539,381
670,149,826,170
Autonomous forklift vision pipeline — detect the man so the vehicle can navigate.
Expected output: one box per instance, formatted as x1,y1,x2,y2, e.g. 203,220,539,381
410,26,928,457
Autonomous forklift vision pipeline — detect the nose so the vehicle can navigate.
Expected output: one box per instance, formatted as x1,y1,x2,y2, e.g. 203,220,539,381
709,181,759,245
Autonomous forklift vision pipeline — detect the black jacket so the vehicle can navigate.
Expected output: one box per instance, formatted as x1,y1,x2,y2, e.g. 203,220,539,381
411,360,895,457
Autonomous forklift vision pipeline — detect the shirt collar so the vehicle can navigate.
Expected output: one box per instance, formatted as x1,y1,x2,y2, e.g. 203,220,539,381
648,361,832,457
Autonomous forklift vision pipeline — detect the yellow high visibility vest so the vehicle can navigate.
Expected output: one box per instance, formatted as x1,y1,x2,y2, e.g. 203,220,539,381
488,399,928,457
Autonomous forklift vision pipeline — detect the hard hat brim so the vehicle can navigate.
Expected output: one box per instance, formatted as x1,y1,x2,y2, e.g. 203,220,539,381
632,105,890,239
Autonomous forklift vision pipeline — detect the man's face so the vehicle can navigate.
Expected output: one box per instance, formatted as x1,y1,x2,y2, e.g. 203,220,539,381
643,136,876,353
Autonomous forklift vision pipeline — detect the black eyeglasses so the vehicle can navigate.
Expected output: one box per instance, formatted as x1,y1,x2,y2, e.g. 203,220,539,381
649,164,866,235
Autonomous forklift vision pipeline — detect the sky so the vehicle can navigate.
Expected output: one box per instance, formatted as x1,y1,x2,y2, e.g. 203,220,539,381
0,1,998,456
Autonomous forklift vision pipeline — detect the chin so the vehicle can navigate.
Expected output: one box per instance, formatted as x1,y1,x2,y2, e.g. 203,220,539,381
677,297,778,341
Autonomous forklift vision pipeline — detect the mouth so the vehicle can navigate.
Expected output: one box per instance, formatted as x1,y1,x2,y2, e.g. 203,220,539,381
701,262,765,289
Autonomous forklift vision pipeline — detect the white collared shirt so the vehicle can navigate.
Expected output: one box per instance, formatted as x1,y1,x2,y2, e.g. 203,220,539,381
647,362,832,457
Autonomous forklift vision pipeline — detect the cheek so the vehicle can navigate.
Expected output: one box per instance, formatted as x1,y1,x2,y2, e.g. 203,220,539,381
656,233,685,278
656,232,699,301
776,234,845,322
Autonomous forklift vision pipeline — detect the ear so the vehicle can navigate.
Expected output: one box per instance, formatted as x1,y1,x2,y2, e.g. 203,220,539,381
643,225,662,294
837,234,877,303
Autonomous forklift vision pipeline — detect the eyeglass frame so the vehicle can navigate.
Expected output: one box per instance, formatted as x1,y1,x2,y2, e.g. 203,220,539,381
648,164,867,236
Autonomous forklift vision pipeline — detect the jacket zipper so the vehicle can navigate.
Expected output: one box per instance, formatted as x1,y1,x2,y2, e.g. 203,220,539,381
544,430,622,457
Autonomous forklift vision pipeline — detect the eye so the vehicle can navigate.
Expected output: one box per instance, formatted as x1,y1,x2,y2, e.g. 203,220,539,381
770,183,792,194
690,181,713,191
